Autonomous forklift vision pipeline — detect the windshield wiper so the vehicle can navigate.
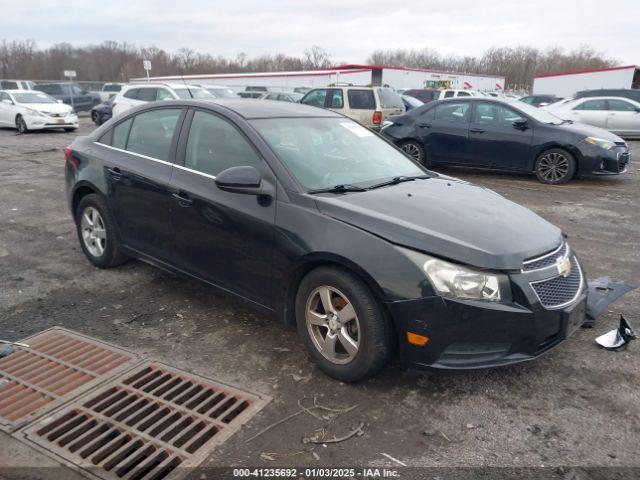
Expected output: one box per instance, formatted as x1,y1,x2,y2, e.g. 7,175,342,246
367,175,430,190
309,184,367,194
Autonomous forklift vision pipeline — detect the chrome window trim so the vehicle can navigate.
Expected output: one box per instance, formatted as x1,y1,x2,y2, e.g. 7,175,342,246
92,142,217,179
521,241,568,273
529,256,584,310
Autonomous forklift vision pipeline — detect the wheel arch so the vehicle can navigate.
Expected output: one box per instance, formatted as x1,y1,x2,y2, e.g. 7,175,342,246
533,143,583,176
278,253,390,326
71,182,105,222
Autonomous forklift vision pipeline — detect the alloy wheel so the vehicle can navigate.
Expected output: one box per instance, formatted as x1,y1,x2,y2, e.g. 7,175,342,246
305,286,360,365
16,117,27,134
538,152,570,182
401,142,422,162
80,207,107,257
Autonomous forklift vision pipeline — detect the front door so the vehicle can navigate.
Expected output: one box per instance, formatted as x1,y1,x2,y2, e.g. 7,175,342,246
104,107,184,260
423,100,472,164
571,99,608,127
469,101,533,170
168,109,276,307
605,99,640,135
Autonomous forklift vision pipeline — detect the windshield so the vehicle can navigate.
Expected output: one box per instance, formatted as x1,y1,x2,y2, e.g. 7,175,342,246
377,88,404,108
251,117,427,191
209,87,238,98
512,101,564,124
13,92,58,104
173,88,214,99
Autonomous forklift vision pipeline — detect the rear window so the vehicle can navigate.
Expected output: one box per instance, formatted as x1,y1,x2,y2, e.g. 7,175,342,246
1,81,18,89
123,88,139,99
127,109,182,161
347,90,376,110
112,118,132,149
103,84,121,92
137,88,158,102
377,88,404,108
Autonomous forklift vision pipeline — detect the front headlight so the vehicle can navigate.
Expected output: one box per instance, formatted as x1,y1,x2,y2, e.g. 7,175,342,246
585,136,615,150
25,108,45,117
397,246,506,301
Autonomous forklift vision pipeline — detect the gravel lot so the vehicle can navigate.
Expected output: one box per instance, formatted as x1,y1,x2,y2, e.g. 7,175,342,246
1,117,639,478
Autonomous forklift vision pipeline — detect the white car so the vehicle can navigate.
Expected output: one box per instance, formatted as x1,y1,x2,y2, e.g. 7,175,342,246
99,82,125,102
112,83,215,117
545,96,640,138
0,89,78,133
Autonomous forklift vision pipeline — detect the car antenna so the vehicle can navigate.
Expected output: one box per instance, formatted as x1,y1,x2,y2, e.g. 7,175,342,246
180,71,193,98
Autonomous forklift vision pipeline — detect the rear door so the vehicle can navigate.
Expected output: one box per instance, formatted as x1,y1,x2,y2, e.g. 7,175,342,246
101,107,185,260
469,101,533,170
605,99,640,135
424,101,472,164
168,108,277,306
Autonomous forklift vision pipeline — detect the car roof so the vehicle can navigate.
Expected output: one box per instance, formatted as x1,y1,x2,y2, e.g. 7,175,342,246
1,89,33,93
124,83,203,89
208,99,341,119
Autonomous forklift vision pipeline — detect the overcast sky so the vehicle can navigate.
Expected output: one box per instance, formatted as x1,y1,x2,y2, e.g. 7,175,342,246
4,0,638,64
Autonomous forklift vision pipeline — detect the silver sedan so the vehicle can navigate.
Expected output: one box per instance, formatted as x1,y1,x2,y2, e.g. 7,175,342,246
545,96,640,138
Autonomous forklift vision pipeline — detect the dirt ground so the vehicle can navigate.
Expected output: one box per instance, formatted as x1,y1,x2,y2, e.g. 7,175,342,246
1,116,639,478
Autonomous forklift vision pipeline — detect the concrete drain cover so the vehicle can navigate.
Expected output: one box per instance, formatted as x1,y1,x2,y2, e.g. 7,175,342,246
21,362,270,480
0,327,139,432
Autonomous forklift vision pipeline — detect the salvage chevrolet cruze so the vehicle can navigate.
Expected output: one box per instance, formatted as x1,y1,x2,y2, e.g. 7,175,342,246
65,100,587,381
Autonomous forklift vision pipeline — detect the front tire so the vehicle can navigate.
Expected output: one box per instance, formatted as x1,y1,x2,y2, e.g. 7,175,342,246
400,140,426,165
15,115,28,134
76,194,128,268
91,111,99,124
295,267,394,382
535,148,576,184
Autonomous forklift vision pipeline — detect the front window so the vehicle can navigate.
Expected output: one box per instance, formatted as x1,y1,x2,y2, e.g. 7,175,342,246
575,99,607,111
302,89,328,107
12,92,58,104
251,117,426,191
173,88,214,99
103,84,122,92
474,102,525,126
433,102,470,123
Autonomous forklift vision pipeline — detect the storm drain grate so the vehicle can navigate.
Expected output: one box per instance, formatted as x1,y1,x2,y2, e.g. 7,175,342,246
0,327,139,432
21,362,270,480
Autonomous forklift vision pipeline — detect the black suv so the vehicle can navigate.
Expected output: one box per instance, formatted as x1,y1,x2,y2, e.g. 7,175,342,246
34,83,98,112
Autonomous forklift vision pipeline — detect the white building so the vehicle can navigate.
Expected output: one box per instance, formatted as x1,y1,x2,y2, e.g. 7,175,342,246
133,64,505,93
533,65,640,98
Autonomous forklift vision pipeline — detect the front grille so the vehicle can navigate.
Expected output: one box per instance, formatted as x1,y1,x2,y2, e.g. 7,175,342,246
523,242,568,272
531,256,583,309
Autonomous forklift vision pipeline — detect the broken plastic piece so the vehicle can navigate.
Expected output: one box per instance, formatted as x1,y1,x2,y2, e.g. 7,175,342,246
595,315,637,351
584,277,636,326
0,344,13,358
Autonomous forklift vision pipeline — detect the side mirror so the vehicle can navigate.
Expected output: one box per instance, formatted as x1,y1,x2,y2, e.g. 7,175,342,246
512,119,528,130
215,166,267,195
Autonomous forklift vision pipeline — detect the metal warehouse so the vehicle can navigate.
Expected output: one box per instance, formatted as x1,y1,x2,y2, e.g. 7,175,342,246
533,65,640,98
133,64,506,92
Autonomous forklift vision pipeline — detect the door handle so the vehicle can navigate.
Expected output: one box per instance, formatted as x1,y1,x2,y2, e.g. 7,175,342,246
416,122,431,128
107,167,122,180
470,128,485,133
171,192,193,206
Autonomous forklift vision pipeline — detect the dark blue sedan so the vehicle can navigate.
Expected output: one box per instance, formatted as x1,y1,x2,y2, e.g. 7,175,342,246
381,98,629,184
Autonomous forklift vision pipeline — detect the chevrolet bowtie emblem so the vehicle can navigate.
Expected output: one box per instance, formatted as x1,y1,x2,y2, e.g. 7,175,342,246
557,257,572,277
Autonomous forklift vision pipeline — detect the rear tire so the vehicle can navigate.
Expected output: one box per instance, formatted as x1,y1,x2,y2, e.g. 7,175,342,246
400,140,426,165
15,115,28,134
91,111,99,124
76,194,128,268
295,267,394,382
534,148,576,184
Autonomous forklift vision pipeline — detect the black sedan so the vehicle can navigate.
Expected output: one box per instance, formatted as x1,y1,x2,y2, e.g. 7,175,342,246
90,98,113,126
382,98,630,184
66,99,600,381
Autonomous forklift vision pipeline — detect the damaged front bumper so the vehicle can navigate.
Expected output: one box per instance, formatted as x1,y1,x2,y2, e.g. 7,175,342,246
388,277,634,373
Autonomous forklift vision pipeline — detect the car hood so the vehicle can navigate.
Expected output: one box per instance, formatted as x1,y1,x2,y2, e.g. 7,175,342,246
22,103,73,114
546,119,623,142
313,177,562,270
